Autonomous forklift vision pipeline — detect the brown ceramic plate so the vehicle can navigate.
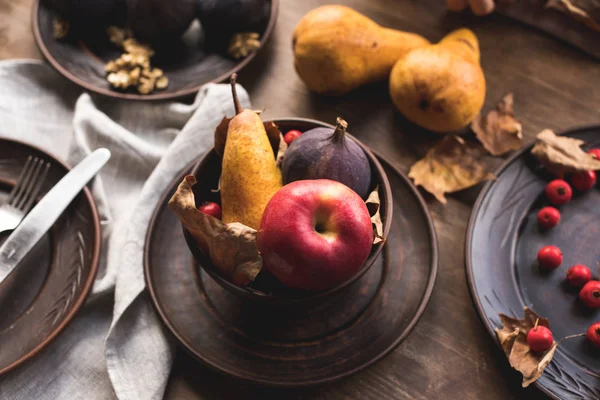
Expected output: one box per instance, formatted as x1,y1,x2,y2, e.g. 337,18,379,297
32,0,278,101
145,152,438,386
466,126,600,399
0,138,101,375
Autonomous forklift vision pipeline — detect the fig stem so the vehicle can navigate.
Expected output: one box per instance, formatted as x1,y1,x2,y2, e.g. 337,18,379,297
331,117,348,144
230,73,242,115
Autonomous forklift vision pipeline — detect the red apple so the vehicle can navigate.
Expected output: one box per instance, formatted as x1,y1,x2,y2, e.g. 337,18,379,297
257,179,373,291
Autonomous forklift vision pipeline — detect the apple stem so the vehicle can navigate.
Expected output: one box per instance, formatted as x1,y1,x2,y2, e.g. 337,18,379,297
533,318,539,331
331,117,348,144
230,73,242,115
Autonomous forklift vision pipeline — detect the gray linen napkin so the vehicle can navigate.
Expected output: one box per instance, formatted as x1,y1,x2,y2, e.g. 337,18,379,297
0,59,250,399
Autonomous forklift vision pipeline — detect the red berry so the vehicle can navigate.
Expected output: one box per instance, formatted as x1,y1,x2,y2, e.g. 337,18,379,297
545,179,572,206
537,245,562,270
527,325,554,352
198,202,222,220
537,206,560,229
588,148,600,160
580,281,600,309
587,322,600,348
566,264,592,288
571,170,596,192
284,130,302,145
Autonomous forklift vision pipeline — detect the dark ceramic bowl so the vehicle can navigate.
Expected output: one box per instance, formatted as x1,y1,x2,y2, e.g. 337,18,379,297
182,118,393,306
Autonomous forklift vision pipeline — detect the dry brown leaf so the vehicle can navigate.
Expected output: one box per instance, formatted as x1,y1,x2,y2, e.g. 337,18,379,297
546,0,600,32
496,307,557,387
275,134,287,167
365,187,385,245
408,136,495,204
168,175,262,286
471,93,523,156
531,129,600,177
213,118,281,158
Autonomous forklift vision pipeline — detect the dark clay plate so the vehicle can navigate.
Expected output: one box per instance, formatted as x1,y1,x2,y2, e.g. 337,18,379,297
145,153,438,386
32,0,278,101
466,126,600,399
0,138,100,375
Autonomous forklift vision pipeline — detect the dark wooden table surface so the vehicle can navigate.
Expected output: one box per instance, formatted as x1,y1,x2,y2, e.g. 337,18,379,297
2,0,600,398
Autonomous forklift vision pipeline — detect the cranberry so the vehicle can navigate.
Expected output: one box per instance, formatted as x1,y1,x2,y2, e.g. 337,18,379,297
566,264,592,288
588,148,600,160
537,245,562,270
571,170,596,192
527,325,554,352
284,130,302,145
545,179,572,206
198,201,222,220
580,281,600,309
587,322,600,348
537,206,560,229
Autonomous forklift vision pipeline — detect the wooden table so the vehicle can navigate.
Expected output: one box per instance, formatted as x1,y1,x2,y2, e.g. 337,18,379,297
2,0,600,398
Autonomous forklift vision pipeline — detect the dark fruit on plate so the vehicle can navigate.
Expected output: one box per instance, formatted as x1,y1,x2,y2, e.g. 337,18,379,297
588,148,600,160
537,206,560,229
587,322,600,348
127,0,196,43
526,325,553,352
197,0,271,50
43,0,125,27
537,245,562,270
580,281,600,309
282,118,372,199
566,264,592,288
284,130,302,145
545,179,572,206
198,201,222,220
257,179,373,291
571,170,596,192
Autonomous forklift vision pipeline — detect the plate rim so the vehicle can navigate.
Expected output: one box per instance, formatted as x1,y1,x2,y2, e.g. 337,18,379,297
0,137,101,376
144,148,439,387
464,124,600,400
31,0,279,101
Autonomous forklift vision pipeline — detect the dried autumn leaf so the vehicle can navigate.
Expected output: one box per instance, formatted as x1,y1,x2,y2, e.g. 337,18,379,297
472,93,523,156
496,307,558,387
408,136,495,204
168,175,262,286
531,129,600,177
264,121,282,156
365,187,385,245
546,0,600,33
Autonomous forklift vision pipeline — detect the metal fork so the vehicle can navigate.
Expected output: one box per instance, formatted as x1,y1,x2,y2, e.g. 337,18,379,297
0,156,51,235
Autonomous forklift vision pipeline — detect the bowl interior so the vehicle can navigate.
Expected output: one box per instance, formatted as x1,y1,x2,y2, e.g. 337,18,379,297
33,0,278,100
185,118,392,303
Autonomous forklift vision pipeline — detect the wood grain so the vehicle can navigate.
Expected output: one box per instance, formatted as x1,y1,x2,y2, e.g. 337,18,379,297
2,0,600,398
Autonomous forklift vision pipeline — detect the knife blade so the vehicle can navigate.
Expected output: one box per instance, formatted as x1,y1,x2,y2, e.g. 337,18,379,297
0,148,111,284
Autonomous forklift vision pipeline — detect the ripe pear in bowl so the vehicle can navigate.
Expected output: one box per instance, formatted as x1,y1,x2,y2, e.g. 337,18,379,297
389,28,486,133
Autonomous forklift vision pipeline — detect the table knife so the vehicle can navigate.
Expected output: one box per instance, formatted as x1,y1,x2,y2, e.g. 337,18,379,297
0,148,111,285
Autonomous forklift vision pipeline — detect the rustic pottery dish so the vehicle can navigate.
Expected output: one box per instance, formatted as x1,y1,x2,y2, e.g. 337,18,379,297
184,118,392,306
32,0,278,101
466,126,600,399
0,138,101,375
145,141,437,385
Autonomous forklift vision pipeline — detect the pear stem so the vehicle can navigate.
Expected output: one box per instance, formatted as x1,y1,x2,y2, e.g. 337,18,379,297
331,117,348,144
230,73,242,115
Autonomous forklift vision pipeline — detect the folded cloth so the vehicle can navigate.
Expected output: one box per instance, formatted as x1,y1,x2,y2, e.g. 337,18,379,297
0,59,250,400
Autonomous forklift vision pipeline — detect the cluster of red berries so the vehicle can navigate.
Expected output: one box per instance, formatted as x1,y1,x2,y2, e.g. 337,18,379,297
528,149,600,352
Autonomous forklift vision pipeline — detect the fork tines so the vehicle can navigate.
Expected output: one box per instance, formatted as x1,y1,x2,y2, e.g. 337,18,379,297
9,156,51,211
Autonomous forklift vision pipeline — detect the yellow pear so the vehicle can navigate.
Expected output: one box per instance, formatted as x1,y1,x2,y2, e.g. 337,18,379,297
220,74,282,229
293,5,430,95
389,28,486,133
